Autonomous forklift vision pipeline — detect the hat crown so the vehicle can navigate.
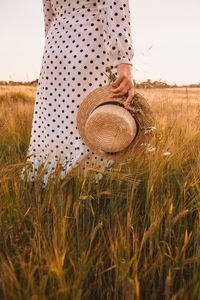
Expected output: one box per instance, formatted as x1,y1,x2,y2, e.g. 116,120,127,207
85,104,137,153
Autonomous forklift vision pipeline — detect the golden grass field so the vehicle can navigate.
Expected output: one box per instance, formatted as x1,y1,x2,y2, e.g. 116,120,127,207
1,85,200,299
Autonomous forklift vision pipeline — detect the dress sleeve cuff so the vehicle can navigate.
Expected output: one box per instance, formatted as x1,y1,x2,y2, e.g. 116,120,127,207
113,57,133,68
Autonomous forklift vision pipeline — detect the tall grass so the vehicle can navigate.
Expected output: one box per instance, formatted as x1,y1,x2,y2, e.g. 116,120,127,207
0,86,200,299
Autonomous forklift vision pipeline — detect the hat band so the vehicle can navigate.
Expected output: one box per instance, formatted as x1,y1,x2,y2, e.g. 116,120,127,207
94,100,125,111
91,101,139,156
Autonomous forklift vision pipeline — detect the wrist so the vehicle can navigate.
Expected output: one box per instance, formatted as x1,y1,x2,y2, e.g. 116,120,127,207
117,63,133,70
117,63,133,77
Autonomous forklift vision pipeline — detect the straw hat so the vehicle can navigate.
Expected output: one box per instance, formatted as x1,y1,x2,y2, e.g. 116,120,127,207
76,85,154,161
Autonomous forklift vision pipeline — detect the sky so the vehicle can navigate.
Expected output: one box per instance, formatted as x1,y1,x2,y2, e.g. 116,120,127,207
0,0,200,85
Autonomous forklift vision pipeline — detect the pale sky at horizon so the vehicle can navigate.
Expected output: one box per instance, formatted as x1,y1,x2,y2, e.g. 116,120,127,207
0,0,200,85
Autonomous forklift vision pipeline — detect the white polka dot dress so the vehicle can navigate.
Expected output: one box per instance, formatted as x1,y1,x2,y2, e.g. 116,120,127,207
24,0,134,184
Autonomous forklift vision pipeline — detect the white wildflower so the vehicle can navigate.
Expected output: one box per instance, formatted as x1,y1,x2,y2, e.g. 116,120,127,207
141,143,151,147
147,147,156,152
144,126,157,135
162,152,171,156
95,173,103,183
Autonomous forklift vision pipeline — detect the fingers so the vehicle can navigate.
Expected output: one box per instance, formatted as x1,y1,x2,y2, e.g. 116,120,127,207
124,87,135,108
111,81,127,93
110,83,130,97
111,77,133,98
111,76,122,88
111,76,132,90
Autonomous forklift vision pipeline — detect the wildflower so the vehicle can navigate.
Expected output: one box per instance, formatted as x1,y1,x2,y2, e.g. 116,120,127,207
95,173,103,183
146,147,156,152
162,152,171,156
141,143,151,147
144,126,157,134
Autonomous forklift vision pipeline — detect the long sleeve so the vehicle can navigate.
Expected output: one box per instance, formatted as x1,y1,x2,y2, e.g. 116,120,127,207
97,0,134,68
42,0,55,38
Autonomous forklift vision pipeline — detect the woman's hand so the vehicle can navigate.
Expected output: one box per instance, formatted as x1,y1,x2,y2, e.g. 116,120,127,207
110,63,134,108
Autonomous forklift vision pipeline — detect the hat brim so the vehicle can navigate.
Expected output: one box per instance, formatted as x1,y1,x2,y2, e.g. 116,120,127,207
76,85,154,161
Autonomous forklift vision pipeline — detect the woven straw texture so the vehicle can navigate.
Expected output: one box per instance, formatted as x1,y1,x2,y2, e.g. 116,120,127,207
85,104,137,152
76,85,154,161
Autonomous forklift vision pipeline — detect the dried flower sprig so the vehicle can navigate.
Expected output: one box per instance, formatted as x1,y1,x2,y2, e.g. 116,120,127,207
104,67,117,84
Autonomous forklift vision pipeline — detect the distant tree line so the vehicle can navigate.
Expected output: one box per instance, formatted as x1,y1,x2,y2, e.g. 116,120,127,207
0,78,200,88
133,79,200,89
0,79,39,87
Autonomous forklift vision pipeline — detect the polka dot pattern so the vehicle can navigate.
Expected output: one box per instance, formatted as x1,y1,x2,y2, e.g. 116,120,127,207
24,0,134,184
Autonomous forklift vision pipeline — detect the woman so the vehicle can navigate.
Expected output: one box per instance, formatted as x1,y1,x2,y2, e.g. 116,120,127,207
24,0,134,185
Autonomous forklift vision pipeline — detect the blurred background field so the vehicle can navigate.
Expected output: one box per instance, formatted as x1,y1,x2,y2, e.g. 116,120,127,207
1,86,200,299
